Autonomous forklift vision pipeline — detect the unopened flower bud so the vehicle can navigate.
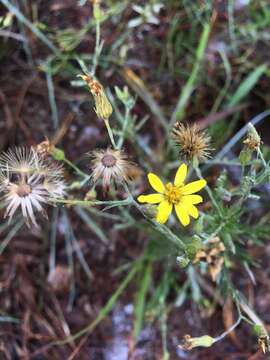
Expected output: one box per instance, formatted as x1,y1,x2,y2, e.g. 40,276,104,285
243,123,261,151
33,138,53,159
93,0,103,21
79,74,113,121
239,148,252,166
240,123,261,165
186,235,203,260
179,334,215,350
51,147,66,161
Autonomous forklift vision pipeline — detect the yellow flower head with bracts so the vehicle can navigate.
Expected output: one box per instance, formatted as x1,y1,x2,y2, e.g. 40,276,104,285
138,164,206,226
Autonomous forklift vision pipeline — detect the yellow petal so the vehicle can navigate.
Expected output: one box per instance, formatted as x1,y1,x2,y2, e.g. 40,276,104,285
174,163,187,186
148,173,165,193
185,203,199,219
175,203,190,226
137,194,163,204
182,179,206,195
156,200,172,224
182,194,203,205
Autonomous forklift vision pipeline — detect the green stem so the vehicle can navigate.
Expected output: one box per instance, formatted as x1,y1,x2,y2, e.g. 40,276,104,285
258,148,267,168
105,119,117,149
194,165,222,217
117,106,130,149
92,9,101,76
55,197,132,207
214,316,242,343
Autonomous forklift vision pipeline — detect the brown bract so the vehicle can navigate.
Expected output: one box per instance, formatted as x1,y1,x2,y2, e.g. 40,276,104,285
194,236,225,282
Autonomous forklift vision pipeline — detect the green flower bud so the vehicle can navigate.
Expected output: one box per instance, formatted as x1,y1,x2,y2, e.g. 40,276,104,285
51,147,65,161
93,0,103,22
179,334,215,350
186,235,203,260
253,324,267,337
239,148,252,166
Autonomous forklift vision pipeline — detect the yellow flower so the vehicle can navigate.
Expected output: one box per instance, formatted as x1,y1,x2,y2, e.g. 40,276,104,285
137,164,206,226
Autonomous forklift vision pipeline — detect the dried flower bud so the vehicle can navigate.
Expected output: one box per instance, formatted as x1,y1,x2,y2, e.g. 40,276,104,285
179,334,215,350
79,74,113,121
33,138,53,159
253,325,270,354
258,335,270,354
240,123,261,165
243,123,261,151
33,139,66,161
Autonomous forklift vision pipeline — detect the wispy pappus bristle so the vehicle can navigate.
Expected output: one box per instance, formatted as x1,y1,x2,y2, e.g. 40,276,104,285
0,147,66,227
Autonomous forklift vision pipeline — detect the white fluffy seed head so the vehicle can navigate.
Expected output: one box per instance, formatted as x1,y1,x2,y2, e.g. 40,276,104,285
0,147,66,227
90,148,137,190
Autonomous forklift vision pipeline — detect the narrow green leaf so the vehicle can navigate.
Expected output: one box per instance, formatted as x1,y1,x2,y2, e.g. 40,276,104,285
171,22,211,124
133,262,152,340
228,64,267,107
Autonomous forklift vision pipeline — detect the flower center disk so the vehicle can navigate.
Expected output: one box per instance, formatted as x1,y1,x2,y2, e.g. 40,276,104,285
101,154,117,168
16,184,32,197
164,183,182,204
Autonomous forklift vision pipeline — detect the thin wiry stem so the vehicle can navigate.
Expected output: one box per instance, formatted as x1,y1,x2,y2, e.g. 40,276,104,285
214,316,242,343
104,119,117,149
117,106,130,149
194,164,222,217
49,207,59,274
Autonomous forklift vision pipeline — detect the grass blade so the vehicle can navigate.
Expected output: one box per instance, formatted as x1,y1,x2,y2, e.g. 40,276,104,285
133,261,152,340
170,22,211,124
228,64,267,107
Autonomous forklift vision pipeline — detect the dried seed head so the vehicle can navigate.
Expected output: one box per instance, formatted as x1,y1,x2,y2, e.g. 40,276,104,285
0,147,42,174
79,74,113,121
0,147,66,227
172,122,213,163
90,148,138,190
